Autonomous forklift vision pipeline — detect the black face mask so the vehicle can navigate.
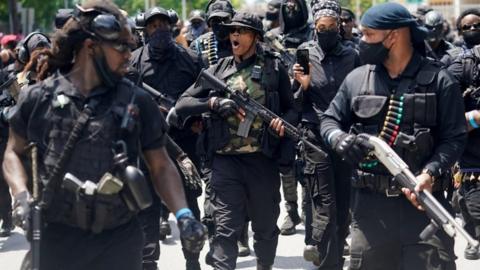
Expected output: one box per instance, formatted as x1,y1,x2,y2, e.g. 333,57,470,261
463,30,480,46
212,23,229,40
317,30,338,52
148,29,174,54
358,33,391,65
92,47,123,89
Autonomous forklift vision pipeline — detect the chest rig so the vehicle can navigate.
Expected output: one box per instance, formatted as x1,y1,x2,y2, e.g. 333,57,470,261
42,88,132,182
352,61,439,174
199,52,283,164
39,79,141,232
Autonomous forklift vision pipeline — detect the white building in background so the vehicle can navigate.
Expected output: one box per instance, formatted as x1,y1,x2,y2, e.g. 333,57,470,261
387,0,479,23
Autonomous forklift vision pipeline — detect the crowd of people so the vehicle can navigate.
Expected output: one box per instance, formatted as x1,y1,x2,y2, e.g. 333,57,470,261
0,0,480,270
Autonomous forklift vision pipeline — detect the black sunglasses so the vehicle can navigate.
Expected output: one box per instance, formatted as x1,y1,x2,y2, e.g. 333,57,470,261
229,27,251,34
461,22,480,31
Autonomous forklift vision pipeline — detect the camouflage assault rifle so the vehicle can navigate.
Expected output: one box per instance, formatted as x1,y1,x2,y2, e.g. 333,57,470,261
195,69,327,159
360,134,480,260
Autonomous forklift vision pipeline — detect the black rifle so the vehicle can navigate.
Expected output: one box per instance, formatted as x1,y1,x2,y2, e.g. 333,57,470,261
360,134,480,260
26,143,41,270
141,82,176,112
195,69,327,158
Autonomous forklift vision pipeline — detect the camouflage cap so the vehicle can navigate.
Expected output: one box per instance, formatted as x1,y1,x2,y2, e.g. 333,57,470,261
222,12,264,37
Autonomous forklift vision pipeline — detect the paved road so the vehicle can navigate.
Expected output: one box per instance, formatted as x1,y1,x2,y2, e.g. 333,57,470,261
1,189,479,269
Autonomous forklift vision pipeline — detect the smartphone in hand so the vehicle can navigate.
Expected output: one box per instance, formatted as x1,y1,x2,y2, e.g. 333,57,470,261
296,49,310,75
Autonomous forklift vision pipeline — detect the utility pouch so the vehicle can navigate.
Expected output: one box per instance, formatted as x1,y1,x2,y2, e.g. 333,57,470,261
352,95,388,119
401,128,434,173
120,166,152,211
403,93,437,127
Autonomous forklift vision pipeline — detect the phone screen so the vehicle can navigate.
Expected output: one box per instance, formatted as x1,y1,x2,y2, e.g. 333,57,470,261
296,49,309,75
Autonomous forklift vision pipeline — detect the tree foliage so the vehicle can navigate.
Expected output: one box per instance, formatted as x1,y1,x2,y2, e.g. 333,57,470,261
0,0,245,32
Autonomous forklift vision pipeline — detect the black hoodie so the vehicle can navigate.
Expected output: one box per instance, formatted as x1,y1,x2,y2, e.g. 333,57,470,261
272,0,314,49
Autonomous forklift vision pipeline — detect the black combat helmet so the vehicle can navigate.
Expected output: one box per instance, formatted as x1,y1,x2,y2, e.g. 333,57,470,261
424,10,445,42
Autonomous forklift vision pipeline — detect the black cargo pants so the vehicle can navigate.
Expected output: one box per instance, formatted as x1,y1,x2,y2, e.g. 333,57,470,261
349,188,456,270
210,152,281,270
303,139,350,270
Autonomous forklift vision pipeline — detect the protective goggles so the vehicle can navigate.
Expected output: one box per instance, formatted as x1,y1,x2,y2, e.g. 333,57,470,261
74,4,123,41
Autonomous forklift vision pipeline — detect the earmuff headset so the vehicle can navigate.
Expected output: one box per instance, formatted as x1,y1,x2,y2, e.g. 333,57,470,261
17,32,51,65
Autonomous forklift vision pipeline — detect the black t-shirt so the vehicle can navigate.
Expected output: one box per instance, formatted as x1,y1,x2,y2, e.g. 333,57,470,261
129,43,202,100
10,72,167,160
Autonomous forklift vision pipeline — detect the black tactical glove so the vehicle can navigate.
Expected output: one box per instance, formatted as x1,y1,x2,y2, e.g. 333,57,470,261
210,97,240,118
13,191,32,231
178,213,208,253
177,154,202,192
332,132,373,165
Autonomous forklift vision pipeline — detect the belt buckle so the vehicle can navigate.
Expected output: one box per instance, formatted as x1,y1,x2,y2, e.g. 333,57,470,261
385,188,401,197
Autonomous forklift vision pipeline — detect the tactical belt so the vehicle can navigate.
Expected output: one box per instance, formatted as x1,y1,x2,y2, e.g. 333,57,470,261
354,171,445,197
353,171,403,197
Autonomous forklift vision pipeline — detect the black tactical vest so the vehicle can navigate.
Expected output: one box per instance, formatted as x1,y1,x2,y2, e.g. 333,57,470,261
39,78,139,230
352,60,440,174
199,51,287,164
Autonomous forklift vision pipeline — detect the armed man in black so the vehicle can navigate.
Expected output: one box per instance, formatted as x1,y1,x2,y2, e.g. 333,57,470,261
448,44,480,259
190,0,235,68
128,6,204,270
320,3,466,269
2,1,206,269
176,12,297,270
293,1,359,268
185,10,209,47
265,0,314,236
443,8,480,66
423,10,455,63
265,0,314,71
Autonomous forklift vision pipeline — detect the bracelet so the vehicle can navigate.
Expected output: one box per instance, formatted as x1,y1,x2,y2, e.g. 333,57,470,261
468,111,479,129
175,208,192,220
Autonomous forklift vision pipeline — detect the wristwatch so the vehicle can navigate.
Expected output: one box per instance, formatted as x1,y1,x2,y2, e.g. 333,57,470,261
421,168,437,182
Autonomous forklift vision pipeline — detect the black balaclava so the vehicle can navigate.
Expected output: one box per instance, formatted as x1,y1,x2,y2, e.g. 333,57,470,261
283,0,304,31
148,28,174,59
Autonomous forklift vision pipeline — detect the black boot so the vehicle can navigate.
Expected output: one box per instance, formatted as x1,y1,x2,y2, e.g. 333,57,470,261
280,201,301,235
0,212,14,237
238,223,251,257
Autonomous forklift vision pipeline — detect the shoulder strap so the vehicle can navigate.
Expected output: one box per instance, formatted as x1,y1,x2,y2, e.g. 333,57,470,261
360,65,376,95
